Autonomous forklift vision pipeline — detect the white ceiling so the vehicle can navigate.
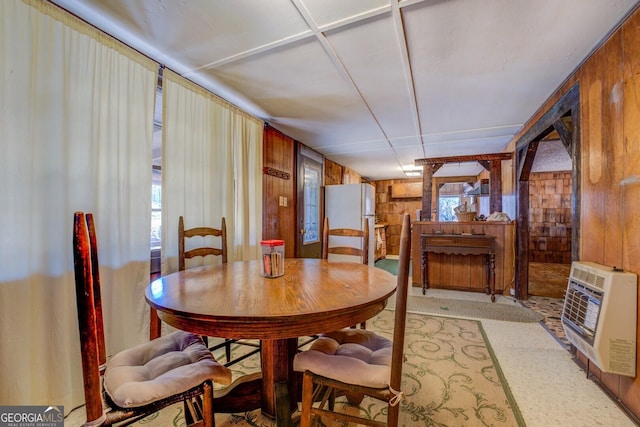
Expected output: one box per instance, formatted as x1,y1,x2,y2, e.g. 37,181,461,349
51,0,639,180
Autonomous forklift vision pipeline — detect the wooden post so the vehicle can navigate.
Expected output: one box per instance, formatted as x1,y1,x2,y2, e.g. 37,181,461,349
490,159,503,213
421,165,433,220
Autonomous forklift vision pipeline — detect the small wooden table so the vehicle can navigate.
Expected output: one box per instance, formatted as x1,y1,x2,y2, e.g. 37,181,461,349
421,234,496,301
145,258,396,425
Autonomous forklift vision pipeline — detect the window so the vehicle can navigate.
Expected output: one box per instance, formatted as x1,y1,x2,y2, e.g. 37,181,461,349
302,161,321,244
150,75,163,251
439,196,460,221
151,166,162,250
150,76,163,276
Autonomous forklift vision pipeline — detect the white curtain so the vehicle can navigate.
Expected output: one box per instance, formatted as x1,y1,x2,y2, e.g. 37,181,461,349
0,0,158,413
161,70,263,274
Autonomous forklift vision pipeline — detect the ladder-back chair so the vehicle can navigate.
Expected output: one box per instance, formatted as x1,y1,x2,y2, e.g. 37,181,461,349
178,215,260,366
322,216,369,265
294,213,411,427
72,212,231,426
323,216,370,328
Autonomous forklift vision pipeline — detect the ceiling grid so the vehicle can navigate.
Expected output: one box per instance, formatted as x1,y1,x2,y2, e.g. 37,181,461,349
50,0,640,179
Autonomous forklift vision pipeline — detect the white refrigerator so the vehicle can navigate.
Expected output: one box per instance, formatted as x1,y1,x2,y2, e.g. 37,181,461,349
324,183,376,265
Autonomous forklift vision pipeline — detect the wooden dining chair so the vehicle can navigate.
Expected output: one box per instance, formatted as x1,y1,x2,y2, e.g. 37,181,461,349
322,216,369,265
323,216,370,329
72,212,231,427
178,215,260,366
293,213,411,427
178,215,228,270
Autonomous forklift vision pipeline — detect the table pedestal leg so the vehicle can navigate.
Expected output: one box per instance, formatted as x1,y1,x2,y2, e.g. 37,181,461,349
261,338,298,425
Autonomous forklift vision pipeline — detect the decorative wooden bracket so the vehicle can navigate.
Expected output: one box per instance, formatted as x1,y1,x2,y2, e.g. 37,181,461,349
263,166,291,180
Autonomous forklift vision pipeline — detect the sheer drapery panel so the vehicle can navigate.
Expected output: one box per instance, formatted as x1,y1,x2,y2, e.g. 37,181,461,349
161,70,263,276
0,0,157,413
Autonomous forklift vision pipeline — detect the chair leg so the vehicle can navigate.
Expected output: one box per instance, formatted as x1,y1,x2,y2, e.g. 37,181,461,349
300,371,314,427
202,381,214,427
184,381,214,427
224,339,232,363
387,401,400,427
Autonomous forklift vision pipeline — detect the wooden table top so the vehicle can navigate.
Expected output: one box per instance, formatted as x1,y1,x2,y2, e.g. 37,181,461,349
146,258,397,340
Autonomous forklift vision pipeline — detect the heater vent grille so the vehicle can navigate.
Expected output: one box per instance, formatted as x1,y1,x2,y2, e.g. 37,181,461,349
562,281,602,345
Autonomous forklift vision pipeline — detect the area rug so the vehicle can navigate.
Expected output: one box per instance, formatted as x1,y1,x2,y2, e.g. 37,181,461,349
376,258,542,323
375,257,412,276
399,295,544,323
131,310,525,427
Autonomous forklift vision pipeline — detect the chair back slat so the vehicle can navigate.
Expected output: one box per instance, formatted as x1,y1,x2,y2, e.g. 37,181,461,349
322,217,369,265
72,212,105,424
179,216,228,271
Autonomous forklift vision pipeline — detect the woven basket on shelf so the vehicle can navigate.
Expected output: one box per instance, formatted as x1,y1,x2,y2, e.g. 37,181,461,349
455,212,476,222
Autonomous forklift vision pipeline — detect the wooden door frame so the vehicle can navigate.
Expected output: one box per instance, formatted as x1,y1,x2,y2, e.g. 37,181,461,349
295,143,324,258
514,84,581,300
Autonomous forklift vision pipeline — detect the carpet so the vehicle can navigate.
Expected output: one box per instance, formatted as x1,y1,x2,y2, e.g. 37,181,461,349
129,310,525,427
375,257,412,276
377,258,543,323
398,295,544,323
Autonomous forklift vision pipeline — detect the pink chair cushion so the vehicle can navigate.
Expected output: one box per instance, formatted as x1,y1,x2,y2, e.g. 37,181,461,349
293,329,392,388
103,331,232,408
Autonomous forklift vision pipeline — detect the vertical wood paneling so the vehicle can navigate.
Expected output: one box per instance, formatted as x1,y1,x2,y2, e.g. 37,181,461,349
452,255,472,287
263,126,296,258
581,72,606,262
324,159,344,185
510,6,640,419
620,8,640,415
601,30,625,269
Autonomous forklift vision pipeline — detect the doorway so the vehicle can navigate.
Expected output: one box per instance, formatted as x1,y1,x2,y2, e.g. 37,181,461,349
514,84,580,300
526,142,573,298
296,143,324,258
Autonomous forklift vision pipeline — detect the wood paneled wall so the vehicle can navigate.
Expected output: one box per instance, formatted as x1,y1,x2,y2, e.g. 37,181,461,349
324,158,362,185
263,126,296,258
262,137,363,258
506,5,640,419
343,167,362,184
528,172,572,263
324,159,344,186
372,179,422,255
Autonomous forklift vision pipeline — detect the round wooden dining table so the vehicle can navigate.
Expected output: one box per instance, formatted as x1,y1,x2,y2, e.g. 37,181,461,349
145,258,396,425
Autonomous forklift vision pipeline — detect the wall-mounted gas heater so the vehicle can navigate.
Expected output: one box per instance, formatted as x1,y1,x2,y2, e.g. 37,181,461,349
561,261,638,377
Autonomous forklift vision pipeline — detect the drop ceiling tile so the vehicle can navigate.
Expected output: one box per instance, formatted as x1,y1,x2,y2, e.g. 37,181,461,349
201,37,386,146
301,0,391,28
326,13,418,140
